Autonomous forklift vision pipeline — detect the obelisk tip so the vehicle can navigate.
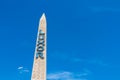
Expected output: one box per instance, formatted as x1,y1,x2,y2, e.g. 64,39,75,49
40,13,46,20
39,13,46,30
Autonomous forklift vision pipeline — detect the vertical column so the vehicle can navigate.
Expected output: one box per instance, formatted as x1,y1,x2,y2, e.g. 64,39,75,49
31,13,47,80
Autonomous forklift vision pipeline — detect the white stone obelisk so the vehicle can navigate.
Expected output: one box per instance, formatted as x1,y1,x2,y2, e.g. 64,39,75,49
31,13,47,80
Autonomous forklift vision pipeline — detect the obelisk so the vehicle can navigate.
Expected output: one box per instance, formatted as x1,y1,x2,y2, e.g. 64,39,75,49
31,13,47,80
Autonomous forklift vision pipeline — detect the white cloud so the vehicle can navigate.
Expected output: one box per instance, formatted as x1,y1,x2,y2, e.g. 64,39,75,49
18,66,23,70
47,71,89,80
17,66,29,74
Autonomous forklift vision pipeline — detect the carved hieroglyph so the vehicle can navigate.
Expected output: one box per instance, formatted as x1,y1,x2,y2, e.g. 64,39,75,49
31,13,47,80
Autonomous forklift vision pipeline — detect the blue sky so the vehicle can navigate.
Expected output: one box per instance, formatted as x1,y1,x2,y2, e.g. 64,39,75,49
0,0,120,80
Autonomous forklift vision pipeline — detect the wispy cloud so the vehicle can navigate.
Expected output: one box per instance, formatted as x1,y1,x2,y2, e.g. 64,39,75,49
47,71,89,80
17,66,29,74
18,66,23,70
89,6,120,12
51,51,108,67
73,58,108,66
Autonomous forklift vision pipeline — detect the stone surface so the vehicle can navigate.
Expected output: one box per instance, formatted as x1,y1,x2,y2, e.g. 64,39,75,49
31,13,47,80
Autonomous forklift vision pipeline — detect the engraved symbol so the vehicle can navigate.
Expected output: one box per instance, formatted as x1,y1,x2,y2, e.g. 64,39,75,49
36,30,45,59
